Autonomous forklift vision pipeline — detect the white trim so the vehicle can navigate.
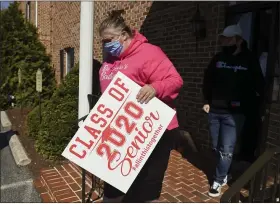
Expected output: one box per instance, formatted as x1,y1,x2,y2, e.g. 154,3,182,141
35,1,38,27
78,2,94,121
65,50,69,74
27,3,30,20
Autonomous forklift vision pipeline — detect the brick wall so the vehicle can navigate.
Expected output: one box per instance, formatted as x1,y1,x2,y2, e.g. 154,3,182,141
49,2,80,83
93,1,152,61
37,2,51,55
19,1,80,84
19,1,51,54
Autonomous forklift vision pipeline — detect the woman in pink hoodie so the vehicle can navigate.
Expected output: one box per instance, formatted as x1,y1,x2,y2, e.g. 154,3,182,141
99,10,183,203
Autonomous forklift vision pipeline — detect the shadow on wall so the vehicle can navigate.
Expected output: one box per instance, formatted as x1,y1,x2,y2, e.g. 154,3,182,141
139,1,226,150
92,58,102,96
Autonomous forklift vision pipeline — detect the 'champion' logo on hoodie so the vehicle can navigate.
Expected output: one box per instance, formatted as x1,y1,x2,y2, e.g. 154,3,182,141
216,61,248,72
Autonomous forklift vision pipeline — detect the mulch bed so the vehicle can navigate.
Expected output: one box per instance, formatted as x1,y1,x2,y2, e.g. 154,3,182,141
6,108,66,178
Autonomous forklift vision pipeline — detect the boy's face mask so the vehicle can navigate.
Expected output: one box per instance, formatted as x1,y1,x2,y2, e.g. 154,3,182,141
222,44,238,55
220,36,238,55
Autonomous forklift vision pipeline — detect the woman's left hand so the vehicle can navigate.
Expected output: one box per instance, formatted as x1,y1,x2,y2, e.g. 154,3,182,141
136,85,156,104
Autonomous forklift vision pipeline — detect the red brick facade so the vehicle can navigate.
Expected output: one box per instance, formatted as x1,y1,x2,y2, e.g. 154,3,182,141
18,1,280,152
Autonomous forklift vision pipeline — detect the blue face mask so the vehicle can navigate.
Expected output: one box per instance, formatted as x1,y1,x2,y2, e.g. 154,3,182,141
104,40,123,57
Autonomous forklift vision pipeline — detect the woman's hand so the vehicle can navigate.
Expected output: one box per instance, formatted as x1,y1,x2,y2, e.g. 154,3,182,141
136,85,156,104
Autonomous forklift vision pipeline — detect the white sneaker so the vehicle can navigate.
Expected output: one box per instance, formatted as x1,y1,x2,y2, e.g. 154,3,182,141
208,181,222,197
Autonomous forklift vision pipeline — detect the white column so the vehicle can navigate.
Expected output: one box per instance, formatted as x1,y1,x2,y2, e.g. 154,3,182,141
78,2,94,122
35,1,38,27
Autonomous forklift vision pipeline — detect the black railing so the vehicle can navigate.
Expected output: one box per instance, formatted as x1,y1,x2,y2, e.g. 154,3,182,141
77,94,104,203
221,147,280,203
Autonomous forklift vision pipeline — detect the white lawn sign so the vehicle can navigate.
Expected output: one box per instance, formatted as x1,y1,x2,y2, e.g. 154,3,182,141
62,71,176,193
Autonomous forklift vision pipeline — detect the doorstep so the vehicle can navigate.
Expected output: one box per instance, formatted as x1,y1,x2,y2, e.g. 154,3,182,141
33,150,226,203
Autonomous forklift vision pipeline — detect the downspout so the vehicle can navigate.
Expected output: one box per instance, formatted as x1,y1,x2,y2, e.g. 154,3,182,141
35,1,38,27
78,2,94,125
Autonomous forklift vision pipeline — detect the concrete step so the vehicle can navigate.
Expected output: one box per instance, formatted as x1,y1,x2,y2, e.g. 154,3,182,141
0,110,31,166
1,111,12,132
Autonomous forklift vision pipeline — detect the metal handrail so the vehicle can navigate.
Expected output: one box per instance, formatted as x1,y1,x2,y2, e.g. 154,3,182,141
221,147,280,203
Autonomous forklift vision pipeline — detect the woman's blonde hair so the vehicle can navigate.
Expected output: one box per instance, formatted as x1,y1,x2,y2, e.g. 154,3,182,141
99,9,133,37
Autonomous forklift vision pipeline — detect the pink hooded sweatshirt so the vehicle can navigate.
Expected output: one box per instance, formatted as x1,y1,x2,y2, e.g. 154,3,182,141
99,31,183,130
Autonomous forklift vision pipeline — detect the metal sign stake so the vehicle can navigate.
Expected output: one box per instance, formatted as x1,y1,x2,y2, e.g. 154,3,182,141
36,68,42,123
18,68,22,112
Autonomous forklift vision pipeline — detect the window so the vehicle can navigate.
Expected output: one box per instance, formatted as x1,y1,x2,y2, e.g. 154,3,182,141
59,50,64,81
65,47,75,74
257,9,273,77
25,1,31,21
59,47,75,81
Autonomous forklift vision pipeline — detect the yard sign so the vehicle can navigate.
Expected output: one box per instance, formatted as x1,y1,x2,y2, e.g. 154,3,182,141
62,71,176,193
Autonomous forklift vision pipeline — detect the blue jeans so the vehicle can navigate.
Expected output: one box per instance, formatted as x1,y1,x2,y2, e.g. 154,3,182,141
208,112,245,184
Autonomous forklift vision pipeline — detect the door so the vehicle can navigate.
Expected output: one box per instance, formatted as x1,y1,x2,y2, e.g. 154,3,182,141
225,2,279,161
258,5,279,155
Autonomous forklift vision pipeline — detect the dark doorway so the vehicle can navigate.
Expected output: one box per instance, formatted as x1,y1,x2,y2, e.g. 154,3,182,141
225,2,279,162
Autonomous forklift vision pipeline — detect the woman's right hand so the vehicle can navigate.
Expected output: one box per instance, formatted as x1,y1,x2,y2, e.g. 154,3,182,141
136,84,156,104
202,104,210,113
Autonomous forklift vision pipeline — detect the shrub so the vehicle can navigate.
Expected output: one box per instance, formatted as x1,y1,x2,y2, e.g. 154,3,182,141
26,102,48,139
0,94,9,110
34,65,79,160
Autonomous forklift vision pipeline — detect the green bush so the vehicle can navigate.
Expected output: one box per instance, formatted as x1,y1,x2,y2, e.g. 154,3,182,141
33,66,79,160
0,94,8,110
27,104,41,139
26,102,48,139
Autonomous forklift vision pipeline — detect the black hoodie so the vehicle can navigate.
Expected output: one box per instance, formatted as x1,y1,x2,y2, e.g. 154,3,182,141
203,41,265,114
